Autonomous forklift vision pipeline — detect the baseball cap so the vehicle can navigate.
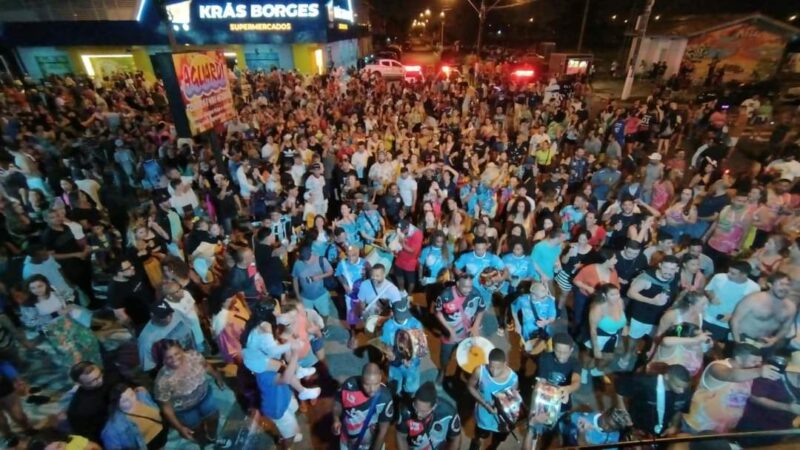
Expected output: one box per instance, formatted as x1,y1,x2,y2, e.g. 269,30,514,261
151,300,174,319
397,220,411,232
391,297,411,322
649,152,662,161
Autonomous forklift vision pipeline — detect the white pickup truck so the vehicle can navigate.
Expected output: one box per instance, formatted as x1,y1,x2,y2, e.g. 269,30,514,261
363,58,406,79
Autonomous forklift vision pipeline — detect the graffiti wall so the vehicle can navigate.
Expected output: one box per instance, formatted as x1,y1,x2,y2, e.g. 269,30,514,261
684,20,788,83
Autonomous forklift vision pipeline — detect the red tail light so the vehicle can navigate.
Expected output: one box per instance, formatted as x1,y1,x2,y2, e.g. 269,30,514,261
514,69,535,77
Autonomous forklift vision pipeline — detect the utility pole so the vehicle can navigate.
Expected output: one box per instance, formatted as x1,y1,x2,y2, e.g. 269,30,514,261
466,0,535,56
621,0,655,100
577,0,590,53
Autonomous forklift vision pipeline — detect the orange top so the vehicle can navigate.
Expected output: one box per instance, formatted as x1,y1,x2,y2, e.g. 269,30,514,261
573,264,620,295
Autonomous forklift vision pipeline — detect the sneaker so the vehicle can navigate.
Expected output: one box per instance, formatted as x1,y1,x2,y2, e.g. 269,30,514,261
496,328,505,337
590,368,604,377
298,387,321,400
293,433,304,443
296,366,317,379
214,438,233,449
580,368,589,384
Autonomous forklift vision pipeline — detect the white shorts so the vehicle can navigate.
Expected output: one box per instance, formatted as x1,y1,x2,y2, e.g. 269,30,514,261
273,397,299,439
628,318,655,339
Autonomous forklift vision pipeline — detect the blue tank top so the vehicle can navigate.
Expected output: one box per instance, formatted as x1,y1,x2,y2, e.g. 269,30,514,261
476,365,518,432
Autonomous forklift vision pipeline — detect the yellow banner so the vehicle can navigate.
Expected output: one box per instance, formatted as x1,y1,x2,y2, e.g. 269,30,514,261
172,51,236,136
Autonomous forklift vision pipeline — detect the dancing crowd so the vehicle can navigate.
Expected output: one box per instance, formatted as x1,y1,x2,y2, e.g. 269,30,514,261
0,59,798,450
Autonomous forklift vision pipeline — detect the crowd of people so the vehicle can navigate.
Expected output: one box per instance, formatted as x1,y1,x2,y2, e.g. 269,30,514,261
0,56,798,450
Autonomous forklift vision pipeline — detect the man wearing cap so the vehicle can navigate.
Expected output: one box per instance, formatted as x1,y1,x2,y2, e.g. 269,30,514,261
396,381,462,450
736,351,800,446
379,297,424,399
137,301,199,372
641,152,664,205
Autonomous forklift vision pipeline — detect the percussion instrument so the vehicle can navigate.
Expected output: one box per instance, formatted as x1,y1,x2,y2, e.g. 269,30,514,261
365,243,395,272
479,267,504,293
456,336,495,374
365,314,388,334
531,380,563,426
493,386,524,426
394,328,429,360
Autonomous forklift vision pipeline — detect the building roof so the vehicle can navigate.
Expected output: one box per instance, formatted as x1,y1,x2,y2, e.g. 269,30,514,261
644,13,800,39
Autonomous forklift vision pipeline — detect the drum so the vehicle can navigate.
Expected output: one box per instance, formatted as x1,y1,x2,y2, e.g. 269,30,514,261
394,328,429,359
365,315,388,334
493,387,524,426
365,246,394,272
456,337,495,374
531,380,563,426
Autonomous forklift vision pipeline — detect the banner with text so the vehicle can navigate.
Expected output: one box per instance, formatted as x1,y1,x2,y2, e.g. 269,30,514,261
172,51,236,136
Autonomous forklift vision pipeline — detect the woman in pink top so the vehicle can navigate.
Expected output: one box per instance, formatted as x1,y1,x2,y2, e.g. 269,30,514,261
705,191,752,269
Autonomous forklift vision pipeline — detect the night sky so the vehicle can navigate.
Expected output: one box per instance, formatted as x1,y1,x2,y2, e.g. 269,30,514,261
368,0,799,50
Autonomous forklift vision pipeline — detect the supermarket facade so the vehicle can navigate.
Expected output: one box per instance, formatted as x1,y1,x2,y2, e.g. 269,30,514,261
0,0,372,81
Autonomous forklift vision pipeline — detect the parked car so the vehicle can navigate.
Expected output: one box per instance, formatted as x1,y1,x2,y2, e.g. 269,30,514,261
364,58,406,79
375,50,401,61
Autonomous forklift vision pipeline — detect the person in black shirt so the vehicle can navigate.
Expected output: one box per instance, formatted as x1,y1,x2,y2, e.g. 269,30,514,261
66,362,124,443
107,258,154,334
41,208,95,307
226,247,265,305
523,333,582,450
614,240,648,296
254,227,290,299
396,381,461,450
380,183,405,225
213,174,240,235
615,364,692,437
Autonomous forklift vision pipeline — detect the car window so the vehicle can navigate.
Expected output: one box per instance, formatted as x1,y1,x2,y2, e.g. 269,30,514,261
391,61,402,68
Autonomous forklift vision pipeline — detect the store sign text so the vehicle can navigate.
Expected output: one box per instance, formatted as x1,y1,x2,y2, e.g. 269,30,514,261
230,22,292,31
198,2,320,20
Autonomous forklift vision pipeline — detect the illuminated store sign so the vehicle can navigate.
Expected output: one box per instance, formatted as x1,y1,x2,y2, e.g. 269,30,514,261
326,0,354,23
198,2,320,19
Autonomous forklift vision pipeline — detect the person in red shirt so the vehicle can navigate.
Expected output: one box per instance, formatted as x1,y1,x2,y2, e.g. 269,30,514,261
392,220,423,294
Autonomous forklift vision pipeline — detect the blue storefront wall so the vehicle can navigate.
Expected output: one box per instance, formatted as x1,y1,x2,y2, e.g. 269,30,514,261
242,44,294,71
16,47,74,79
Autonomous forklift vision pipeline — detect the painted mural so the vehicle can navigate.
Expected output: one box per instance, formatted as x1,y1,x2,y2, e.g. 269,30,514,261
684,20,788,83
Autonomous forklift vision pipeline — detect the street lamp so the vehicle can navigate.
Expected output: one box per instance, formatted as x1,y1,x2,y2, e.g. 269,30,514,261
440,11,446,49
425,8,431,16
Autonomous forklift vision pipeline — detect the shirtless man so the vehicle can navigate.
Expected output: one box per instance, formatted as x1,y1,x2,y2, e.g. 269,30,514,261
730,272,796,350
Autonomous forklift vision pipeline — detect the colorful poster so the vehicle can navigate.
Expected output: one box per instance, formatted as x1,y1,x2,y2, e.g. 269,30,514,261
684,21,787,83
172,51,236,136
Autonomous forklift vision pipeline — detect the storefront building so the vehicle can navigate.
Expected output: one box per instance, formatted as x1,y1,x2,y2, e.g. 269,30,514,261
0,0,372,80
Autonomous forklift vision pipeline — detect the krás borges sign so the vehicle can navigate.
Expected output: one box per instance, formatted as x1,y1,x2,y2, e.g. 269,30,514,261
198,2,320,19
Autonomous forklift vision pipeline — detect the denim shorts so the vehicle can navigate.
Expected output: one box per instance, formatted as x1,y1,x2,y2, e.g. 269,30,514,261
175,385,218,428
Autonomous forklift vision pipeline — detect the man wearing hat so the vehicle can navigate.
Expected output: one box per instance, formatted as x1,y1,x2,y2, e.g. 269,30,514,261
395,381,462,450
641,152,664,205
379,297,424,399
137,300,199,372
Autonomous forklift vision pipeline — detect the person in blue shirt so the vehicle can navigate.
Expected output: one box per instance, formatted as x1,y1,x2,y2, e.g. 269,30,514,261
559,194,589,235
511,282,557,366
563,408,632,447
356,203,385,247
460,178,481,211
335,246,371,349
454,238,508,322
418,231,454,309
531,229,567,292
501,241,534,296
379,297,423,400
591,159,622,210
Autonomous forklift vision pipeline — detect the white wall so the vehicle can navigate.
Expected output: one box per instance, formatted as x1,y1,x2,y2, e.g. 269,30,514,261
628,37,688,79
324,38,359,69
